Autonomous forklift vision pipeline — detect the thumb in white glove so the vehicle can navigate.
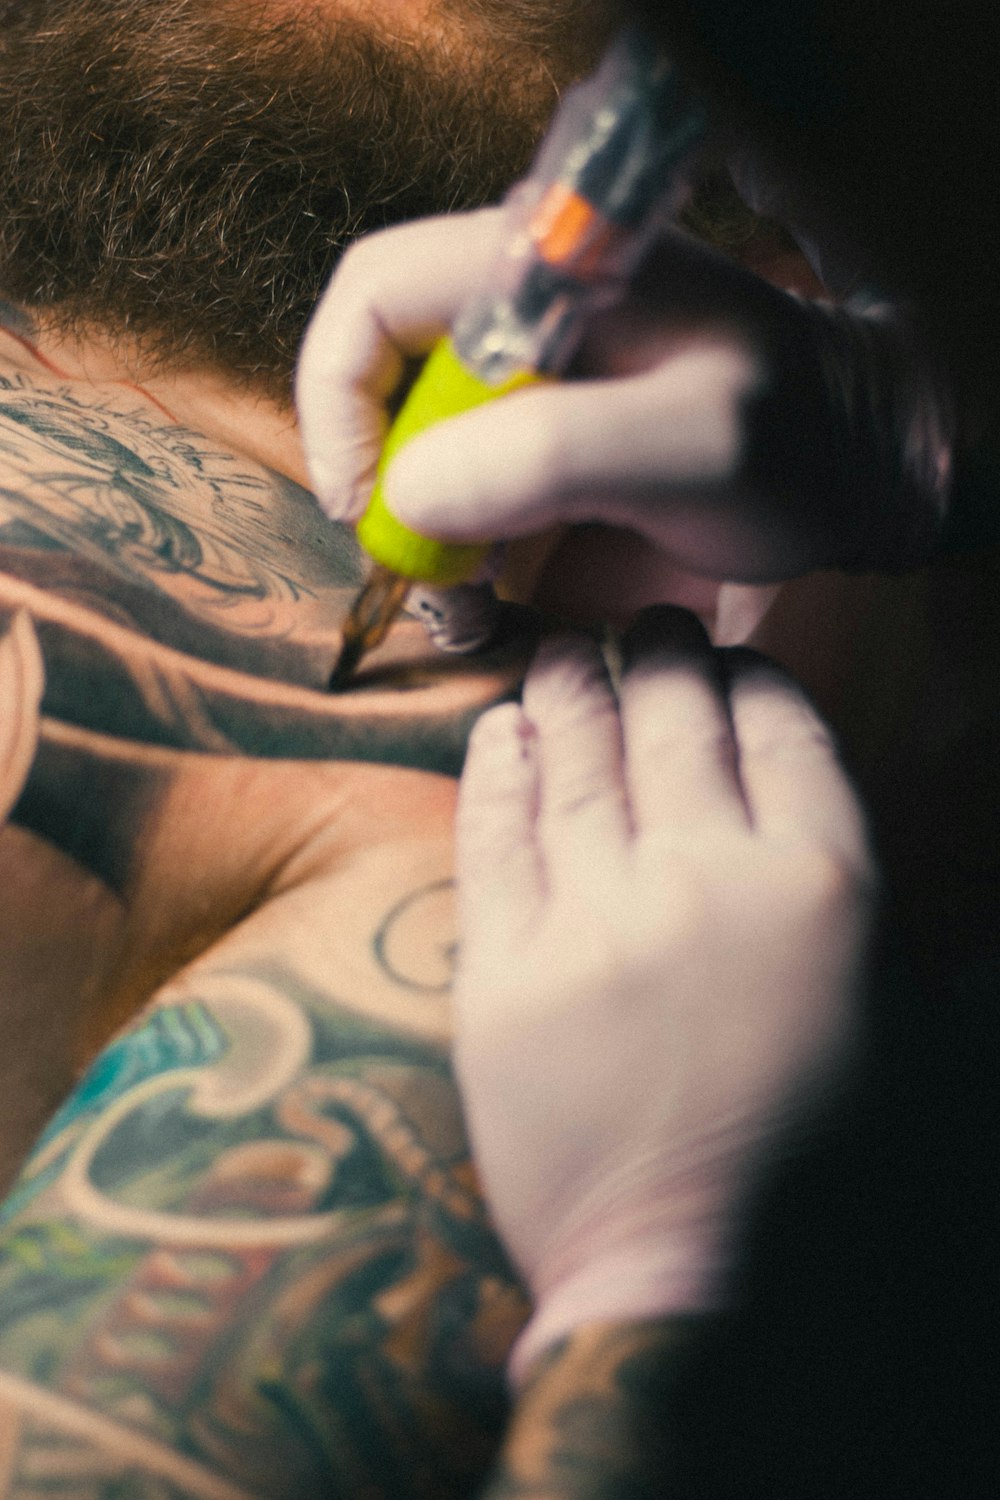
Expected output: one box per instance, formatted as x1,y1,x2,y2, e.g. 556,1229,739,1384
450,606,876,1384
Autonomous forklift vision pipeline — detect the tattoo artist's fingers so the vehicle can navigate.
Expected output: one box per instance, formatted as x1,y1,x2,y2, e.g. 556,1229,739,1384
384,342,755,545
295,209,506,522
619,606,748,837
521,634,630,889
723,649,873,872
0,611,44,822
456,701,544,960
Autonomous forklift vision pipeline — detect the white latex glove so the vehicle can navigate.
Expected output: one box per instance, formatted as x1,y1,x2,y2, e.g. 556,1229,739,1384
296,208,954,615
450,606,876,1384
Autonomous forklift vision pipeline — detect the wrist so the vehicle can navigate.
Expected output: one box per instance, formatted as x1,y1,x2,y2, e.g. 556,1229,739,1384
806,295,956,571
509,1235,728,1390
484,1317,706,1500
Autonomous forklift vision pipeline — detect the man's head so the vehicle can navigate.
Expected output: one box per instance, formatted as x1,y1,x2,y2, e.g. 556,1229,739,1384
0,0,610,398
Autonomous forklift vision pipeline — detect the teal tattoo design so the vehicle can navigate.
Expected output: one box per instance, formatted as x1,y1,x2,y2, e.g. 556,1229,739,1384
0,960,528,1498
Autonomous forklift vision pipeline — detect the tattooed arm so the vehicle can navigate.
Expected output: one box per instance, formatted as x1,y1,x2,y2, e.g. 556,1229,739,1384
480,1320,703,1500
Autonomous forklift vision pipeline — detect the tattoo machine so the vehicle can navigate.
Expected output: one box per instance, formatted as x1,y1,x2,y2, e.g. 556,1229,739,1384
329,26,705,689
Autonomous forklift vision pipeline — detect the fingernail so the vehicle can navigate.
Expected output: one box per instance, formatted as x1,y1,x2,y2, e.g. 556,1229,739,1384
468,701,536,763
621,604,713,665
528,631,610,689
410,583,500,654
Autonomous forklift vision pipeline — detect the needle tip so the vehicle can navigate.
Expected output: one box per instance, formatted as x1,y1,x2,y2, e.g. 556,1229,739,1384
327,566,411,692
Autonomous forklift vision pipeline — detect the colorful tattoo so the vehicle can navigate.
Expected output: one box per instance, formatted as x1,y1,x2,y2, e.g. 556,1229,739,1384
0,937,530,1496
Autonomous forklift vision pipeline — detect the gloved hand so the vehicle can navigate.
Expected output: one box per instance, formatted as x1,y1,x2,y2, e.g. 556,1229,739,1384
296,206,954,633
450,606,876,1384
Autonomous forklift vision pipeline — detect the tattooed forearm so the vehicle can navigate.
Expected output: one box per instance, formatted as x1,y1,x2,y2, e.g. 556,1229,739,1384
0,944,529,1499
481,1320,705,1500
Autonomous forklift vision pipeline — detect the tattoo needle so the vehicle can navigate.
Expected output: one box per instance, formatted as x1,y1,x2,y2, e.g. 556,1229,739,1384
328,26,704,689
328,564,411,690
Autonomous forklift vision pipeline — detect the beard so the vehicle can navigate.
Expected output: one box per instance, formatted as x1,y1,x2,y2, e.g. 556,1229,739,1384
0,0,600,399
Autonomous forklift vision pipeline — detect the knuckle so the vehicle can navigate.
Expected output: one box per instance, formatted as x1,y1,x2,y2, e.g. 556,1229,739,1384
623,845,712,946
304,244,373,334
526,636,611,713
784,842,870,917
468,704,530,759
321,228,419,329
516,401,577,501
467,700,525,753
333,232,385,289
460,711,534,808
539,709,623,817
731,673,837,754
634,880,702,956
458,781,527,844
751,712,837,762
636,716,736,776
542,765,613,822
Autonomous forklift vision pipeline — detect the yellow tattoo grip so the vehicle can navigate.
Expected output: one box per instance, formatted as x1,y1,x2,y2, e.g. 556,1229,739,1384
355,336,543,586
